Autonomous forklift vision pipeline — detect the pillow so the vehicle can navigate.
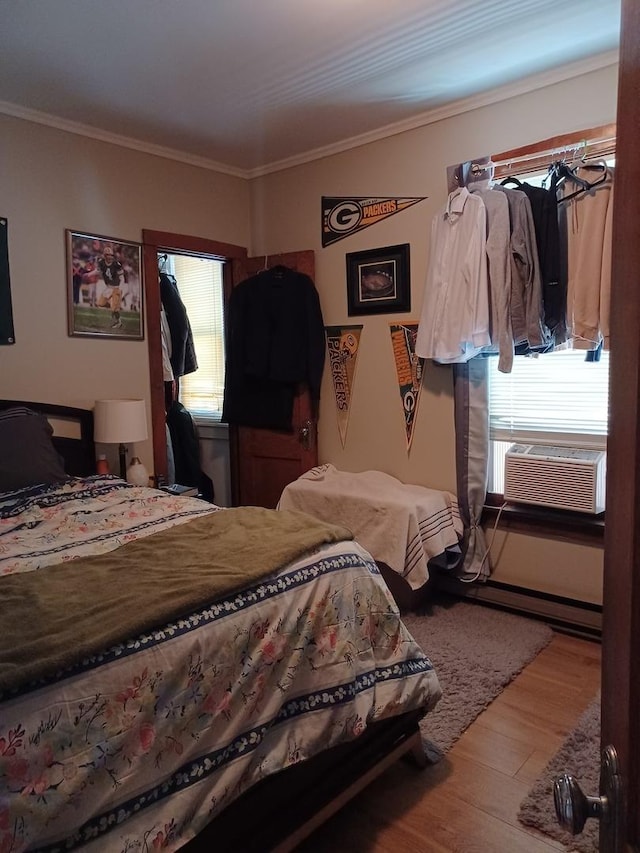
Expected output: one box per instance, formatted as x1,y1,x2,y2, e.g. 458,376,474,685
0,407,68,491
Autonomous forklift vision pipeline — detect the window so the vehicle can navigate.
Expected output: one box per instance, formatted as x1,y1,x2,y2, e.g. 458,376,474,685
162,254,226,421
488,348,610,493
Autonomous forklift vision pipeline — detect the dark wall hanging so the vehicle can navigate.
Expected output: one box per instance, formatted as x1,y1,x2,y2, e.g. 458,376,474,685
0,218,15,345
346,243,411,316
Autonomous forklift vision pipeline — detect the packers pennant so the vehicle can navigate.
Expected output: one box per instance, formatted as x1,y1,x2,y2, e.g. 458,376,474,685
321,197,427,247
389,322,424,450
325,325,363,448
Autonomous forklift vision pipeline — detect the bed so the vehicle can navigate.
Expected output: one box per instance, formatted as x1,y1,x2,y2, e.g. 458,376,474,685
0,400,442,852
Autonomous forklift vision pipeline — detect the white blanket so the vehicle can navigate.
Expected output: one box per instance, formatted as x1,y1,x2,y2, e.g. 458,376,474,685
278,465,463,590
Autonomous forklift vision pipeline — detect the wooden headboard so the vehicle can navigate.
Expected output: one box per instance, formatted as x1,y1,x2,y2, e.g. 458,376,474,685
0,399,96,476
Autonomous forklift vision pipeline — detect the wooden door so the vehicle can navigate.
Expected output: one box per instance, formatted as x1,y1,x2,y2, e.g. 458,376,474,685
600,0,640,844
229,250,320,508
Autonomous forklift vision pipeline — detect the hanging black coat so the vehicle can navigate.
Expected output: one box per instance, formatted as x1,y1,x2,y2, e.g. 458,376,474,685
166,400,214,503
159,272,198,377
518,182,566,346
222,266,325,430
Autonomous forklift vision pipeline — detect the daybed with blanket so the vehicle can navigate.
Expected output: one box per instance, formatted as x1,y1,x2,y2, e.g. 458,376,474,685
278,464,463,609
0,401,442,852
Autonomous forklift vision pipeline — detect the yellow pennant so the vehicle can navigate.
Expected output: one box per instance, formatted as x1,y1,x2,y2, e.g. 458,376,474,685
390,323,424,450
325,325,362,447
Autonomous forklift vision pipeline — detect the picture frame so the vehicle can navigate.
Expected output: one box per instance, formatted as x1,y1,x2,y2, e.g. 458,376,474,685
346,243,410,316
66,230,144,340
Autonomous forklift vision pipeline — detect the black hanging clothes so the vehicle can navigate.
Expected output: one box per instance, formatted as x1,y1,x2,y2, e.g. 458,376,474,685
159,272,198,377
517,182,566,346
166,400,215,502
222,266,325,431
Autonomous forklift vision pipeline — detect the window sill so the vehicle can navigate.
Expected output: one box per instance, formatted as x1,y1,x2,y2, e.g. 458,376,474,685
193,417,228,439
482,494,605,542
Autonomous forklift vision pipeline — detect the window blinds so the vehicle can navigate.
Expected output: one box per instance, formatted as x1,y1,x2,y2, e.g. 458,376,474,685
172,255,226,419
488,349,610,451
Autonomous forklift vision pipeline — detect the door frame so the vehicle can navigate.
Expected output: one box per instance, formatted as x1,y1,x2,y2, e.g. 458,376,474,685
141,230,247,481
602,0,640,842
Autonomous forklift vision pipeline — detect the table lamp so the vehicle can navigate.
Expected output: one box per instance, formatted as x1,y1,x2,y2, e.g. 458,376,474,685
93,399,149,480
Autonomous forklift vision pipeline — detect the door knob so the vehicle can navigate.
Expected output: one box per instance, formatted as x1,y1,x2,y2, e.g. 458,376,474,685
553,745,622,852
554,773,604,834
299,419,313,450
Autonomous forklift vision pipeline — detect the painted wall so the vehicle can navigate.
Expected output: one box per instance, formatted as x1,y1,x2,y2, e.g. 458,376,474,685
0,64,616,605
0,113,250,475
249,64,617,604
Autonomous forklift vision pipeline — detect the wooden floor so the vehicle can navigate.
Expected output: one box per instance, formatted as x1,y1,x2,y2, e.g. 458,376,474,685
297,629,602,852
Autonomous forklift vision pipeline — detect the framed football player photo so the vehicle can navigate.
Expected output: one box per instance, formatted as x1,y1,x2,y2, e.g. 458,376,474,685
66,230,144,340
346,243,410,316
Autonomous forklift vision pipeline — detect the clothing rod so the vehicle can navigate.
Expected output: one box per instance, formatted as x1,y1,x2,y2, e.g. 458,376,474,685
492,140,616,180
492,138,616,169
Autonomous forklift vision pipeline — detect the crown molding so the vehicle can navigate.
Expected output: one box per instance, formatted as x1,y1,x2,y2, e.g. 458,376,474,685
0,100,248,179
0,48,618,181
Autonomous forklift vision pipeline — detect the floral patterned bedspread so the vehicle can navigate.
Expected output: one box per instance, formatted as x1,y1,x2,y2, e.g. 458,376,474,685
0,478,442,852
0,476,215,576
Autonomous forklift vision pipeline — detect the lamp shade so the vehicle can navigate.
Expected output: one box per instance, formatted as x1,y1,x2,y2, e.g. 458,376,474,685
93,399,148,444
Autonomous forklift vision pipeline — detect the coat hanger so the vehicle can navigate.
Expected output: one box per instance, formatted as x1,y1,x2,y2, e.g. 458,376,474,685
256,256,289,278
576,159,609,188
269,263,289,278
557,160,609,203
500,176,523,188
554,161,592,190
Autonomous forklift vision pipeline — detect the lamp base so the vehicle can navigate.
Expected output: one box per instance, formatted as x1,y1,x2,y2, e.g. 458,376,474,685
119,443,127,480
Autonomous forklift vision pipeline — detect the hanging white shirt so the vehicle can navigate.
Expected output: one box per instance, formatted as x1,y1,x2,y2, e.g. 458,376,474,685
160,306,174,382
416,187,490,363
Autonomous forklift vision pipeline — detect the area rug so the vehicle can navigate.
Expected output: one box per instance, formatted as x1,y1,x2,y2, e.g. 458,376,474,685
402,594,554,762
518,695,601,852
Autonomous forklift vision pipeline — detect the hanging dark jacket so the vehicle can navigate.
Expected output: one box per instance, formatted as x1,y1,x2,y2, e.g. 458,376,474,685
166,400,214,503
518,182,566,346
222,266,325,430
159,273,198,377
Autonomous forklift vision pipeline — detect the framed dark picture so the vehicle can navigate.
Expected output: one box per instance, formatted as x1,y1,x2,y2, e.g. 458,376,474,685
66,230,144,340
0,217,15,345
346,243,410,316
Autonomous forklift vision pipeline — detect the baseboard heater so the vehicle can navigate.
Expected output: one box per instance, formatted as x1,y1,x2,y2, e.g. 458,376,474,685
435,576,602,637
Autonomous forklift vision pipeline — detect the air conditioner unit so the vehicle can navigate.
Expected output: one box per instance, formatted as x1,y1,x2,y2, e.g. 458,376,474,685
504,444,606,514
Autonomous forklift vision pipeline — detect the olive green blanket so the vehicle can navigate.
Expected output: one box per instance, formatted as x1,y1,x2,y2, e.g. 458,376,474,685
0,507,353,693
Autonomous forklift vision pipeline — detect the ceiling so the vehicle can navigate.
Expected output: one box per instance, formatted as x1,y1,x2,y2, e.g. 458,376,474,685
0,0,621,177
